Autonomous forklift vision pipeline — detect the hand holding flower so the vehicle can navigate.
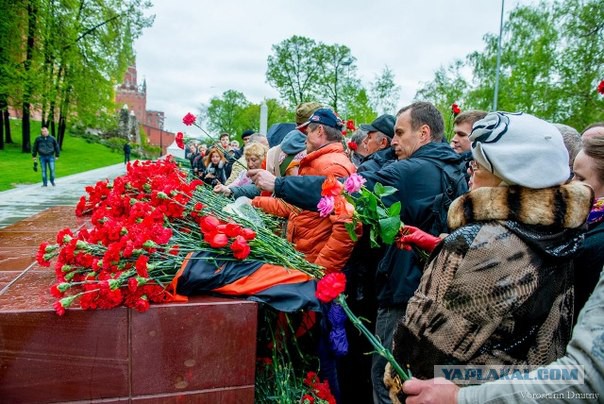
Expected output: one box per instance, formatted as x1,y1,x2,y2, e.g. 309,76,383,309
396,225,442,253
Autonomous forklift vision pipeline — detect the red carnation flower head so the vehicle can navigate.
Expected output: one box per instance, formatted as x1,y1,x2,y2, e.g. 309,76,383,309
598,80,604,95
240,228,256,241
182,112,197,126
346,119,355,131
200,215,221,235
207,232,229,248
321,175,344,197
451,103,461,116
224,223,242,238
230,235,251,260
347,141,358,151
315,272,346,303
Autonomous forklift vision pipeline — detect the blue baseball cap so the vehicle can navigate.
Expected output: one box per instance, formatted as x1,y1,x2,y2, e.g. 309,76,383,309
297,108,343,130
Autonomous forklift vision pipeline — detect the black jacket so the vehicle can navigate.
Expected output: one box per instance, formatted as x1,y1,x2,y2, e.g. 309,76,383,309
274,141,465,307
573,220,604,319
357,147,396,174
32,135,60,158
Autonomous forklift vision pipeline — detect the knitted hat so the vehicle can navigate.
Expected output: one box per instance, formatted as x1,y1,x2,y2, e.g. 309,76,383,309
470,112,570,189
280,129,307,155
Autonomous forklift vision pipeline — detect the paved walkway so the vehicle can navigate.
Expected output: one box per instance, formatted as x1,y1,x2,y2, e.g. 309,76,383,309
0,163,127,229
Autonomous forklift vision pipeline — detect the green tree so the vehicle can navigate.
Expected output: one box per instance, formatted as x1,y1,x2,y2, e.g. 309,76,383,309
266,36,323,108
202,90,251,136
370,66,401,115
6,0,153,152
0,0,23,148
315,44,356,114
415,0,604,132
264,98,293,128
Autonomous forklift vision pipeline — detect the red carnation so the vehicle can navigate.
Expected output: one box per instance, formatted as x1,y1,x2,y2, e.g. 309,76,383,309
200,215,220,234
321,175,344,197
224,223,242,238
347,141,358,151
53,300,66,316
208,232,229,248
451,103,461,116
182,112,197,126
346,119,355,131
230,235,251,260
598,80,604,95
135,255,149,277
240,228,256,241
315,272,346,303
134,296,150,313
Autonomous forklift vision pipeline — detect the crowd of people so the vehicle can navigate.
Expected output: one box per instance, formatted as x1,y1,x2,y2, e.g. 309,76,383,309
186,101,603,404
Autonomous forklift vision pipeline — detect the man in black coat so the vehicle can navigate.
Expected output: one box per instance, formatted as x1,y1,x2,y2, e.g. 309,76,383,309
249,101,466,403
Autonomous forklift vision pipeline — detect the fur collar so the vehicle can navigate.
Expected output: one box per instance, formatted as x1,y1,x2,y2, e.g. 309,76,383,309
447,182,593,230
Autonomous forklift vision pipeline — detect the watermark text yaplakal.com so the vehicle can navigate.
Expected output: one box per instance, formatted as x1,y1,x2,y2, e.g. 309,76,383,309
434,365,585,385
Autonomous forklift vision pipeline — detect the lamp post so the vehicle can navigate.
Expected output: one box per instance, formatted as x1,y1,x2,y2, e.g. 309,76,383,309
340,57,353,119
493,0,505,111
159,129,163,158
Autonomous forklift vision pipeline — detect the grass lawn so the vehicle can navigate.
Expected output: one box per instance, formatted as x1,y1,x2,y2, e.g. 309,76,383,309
0,120,125,191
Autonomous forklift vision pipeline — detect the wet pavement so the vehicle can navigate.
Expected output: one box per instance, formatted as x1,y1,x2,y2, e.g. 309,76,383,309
0,163,127,229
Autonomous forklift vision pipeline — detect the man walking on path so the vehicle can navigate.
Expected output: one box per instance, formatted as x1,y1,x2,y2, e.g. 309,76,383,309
123,141,131,164
32,127,60,187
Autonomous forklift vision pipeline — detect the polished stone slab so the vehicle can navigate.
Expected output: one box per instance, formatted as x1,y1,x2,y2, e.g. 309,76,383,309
0,205,258,403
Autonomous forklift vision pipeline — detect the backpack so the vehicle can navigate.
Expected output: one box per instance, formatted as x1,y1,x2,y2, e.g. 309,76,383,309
417,157,468,236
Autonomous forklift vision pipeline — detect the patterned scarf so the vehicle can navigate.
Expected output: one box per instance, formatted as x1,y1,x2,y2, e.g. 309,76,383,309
588,196,604,225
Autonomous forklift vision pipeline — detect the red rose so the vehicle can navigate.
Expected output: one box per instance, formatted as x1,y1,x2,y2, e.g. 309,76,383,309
182,112,197,126
240,228,256,241
208,232,229,248
315,272,346,303
230,235,251,260
598,80,604,95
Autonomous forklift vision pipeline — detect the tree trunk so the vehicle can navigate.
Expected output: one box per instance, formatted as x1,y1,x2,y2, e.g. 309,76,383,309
0,100,4,150
3,109,11,144
21,1,37,153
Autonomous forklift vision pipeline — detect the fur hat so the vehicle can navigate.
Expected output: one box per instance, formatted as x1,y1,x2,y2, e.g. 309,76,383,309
470,112,570,188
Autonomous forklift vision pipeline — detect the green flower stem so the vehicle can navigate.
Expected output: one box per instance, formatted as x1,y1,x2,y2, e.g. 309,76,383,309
336,294,410,382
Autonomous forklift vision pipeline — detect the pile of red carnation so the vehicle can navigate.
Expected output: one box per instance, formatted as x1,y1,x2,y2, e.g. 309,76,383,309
37,158,262,315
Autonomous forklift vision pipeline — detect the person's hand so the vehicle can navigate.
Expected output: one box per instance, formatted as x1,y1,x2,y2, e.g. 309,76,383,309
213,184,232,196
403,378,459,404
396,225,442,253
248,169,276,193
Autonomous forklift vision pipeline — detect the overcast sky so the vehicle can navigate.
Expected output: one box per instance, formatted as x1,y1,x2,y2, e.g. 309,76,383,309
134,0,537,134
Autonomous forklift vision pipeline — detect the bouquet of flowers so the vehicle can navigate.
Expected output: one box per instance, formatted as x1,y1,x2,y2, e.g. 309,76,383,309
317,173,402,248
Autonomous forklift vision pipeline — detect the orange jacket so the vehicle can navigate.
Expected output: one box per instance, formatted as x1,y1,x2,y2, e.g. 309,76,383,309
253,142,360,273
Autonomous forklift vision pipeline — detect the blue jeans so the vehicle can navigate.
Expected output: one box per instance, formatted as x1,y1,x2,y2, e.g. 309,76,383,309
39,155,56,186
372,306,406,404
